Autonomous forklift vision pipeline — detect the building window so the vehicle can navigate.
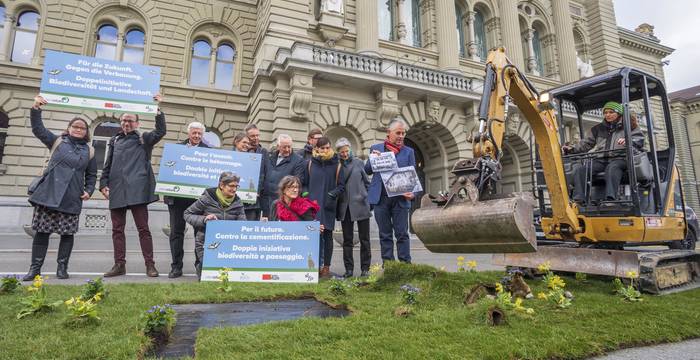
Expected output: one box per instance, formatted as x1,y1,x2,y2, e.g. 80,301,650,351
456,4,465,57
0,5,5,51
378,0,394,41
0,111,8,165
378,0,421,47
188,39,237,90
92,121,121,171
456,3,491,62
532,29,544,75
473,10,487,61
405,0,421,47
94,24,145,64
214,43,235,90
122,29,145,64
203,130,221,148
11,10,39,64
95,24,118,60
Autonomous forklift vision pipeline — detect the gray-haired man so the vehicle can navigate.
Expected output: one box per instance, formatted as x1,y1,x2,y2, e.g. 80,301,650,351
261,134,305,218
163,121,210,278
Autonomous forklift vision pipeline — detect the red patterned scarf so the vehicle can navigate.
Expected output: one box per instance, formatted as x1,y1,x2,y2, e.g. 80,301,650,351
276,197,320,221
384,140,402,154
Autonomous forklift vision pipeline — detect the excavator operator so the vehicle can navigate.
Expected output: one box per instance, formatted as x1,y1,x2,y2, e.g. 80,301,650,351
562,101,645,205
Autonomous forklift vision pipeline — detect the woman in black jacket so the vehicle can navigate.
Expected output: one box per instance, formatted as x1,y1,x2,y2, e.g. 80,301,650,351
23,95,97,280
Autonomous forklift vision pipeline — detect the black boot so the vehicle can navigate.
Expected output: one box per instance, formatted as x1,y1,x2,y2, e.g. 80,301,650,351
23,244,49,281
56,235,74,279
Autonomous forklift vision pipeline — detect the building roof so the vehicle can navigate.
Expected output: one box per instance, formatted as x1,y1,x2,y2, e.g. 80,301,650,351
669,85,700,102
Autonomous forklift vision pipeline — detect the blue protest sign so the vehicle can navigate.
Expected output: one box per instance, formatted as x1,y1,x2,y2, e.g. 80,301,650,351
201,220,320,283
39,50,161,115
155,144,261,203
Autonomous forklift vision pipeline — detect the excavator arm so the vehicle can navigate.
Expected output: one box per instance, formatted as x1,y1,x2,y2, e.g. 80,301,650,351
412,48,580,253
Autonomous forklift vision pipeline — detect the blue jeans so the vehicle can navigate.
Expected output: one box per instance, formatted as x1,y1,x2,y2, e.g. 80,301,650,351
373,196,411,263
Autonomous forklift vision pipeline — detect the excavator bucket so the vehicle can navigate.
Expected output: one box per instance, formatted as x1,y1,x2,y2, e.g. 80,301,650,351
411,193,537,253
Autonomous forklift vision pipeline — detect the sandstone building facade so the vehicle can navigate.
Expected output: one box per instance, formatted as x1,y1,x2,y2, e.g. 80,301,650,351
0,0,684,233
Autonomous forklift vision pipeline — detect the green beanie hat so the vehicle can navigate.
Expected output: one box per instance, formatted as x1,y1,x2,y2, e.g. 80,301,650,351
603,101,624,115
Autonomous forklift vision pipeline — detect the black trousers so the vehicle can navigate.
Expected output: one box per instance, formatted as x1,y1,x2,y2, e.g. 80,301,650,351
320,229,334,267
341,213,371,272
572,159,627,201
167,198,196,270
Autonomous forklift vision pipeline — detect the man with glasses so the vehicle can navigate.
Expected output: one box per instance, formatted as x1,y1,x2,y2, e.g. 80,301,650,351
243,124,266,220
163,121,209,278
100,94,166,278
296,128,323,161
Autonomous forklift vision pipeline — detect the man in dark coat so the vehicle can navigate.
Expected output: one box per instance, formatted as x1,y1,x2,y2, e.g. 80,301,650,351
261,134,305,218
163,121,209,278
100,95,166,277
243,123,266,220
303,136,345,278
295,128,322,161
365,118,417,264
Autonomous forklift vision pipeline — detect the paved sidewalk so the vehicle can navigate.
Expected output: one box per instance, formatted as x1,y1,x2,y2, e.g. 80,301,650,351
590,338,700,360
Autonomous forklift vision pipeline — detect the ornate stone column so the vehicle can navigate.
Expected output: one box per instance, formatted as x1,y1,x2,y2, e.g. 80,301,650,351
208,47,217,86
435,0,460,72
0,13,14,61
525,28,539,76
466,11,478,61
551,0,578,82
496,0,524,68
116,32,125,62
355,0,379,56
395,0,408,44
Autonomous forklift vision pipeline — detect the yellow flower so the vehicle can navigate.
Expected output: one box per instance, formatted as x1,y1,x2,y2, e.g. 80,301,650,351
514,297,523,309
525,308,535,315
558,294,566,304
537,292,548,300
547,275,566,290
64,298,74,305
369,263,382,275
495,283,504,293
467,260,477,269
537,262,551,273
626,270,638,278
456,256,465,262
94,292,102,302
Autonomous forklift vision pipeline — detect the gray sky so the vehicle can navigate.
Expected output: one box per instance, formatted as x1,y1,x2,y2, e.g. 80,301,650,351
613,0,700,92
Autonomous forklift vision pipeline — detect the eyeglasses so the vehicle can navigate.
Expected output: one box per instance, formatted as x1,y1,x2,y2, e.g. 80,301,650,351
286,185,299,190
70,125,87,131
223,183,239,189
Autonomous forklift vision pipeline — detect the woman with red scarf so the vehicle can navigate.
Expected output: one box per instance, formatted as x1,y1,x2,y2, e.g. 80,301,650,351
269,175,320,221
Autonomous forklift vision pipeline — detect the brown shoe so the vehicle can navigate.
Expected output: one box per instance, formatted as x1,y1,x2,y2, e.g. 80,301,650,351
104,263,126,277
319,266,331,279
146,264,159,277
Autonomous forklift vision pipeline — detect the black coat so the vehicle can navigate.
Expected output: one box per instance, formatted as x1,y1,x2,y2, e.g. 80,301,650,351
163,139,209,207
303,154,345,230
261,150,305,217
28,108,97,215
183,187,247,245
99,112,166,209
295,143,313,162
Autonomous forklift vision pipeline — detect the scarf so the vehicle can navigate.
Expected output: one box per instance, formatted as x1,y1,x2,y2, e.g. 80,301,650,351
276,197,320,221
384,140,402,154
215,188,234,208
312,148,336,161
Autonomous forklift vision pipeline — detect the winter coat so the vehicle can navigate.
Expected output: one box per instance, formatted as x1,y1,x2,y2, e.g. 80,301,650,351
236,145,265,212
183,187,247,245
163,139,209,207
261,150,305,217
295,143,314,162
269,197,319,221
337,156,371,222
303,154,345,230
365,143,417,208
99,111,167,209
572,120,644,157
28,108,97,215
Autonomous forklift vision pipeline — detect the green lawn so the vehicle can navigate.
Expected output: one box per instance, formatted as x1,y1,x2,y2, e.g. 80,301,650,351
1,263,699,359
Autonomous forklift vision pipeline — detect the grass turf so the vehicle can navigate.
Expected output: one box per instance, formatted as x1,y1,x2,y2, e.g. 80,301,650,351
1,262,699,359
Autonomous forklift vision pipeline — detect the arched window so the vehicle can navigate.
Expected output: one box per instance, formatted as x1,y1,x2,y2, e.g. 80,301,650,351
0,110,8,165
532,29,543,75
203,129,221,148
123,28,145,64
214,43,235,90
95,24,118,60
11,10,39,64
0,5,6,51
189,40,211,87
456,4,465,57
92,121,121,171
473,10,487,61
405,0,421,47
378,0,394,41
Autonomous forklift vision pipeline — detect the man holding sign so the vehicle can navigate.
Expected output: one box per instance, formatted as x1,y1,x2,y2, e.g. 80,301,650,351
365,118,417,264
100,95,166,278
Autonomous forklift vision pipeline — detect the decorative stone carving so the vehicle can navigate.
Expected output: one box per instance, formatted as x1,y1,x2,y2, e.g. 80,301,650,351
426,100,441,124
576,53,594,78
375,86,402,128
506,112,520,136
321,0,344,14
289,70,315,121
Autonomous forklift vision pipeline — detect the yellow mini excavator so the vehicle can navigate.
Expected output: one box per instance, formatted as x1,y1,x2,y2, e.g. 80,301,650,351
411,48,699,294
